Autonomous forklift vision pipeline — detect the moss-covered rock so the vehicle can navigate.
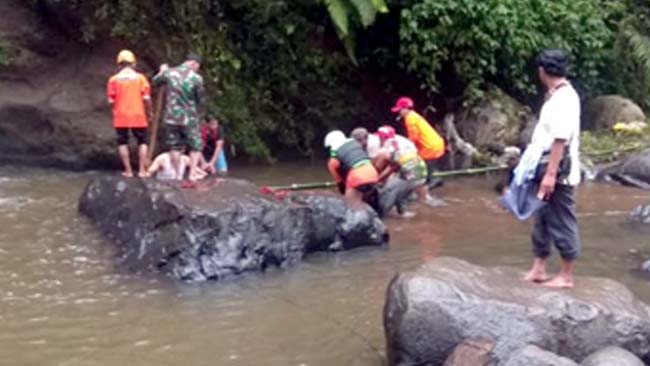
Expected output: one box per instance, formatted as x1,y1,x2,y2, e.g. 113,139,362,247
583,95,646,131
456,86,536,150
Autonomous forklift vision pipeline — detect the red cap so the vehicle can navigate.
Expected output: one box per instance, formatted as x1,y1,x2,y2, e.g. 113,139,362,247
377,125,396,141
391,97,414,113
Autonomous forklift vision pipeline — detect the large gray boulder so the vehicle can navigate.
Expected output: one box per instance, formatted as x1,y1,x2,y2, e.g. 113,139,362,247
596,150,650,189
580,346,645,366
583,95,646,131
384,257,650,366
79,176,389,282
457,87,536,149
503,346,577,366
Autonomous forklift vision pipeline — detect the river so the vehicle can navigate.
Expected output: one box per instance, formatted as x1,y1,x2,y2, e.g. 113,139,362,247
1,164,649,366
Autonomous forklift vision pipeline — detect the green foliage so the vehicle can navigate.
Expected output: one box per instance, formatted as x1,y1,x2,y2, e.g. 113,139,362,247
612,2,650,111
34,0,370,160
399,0,618,104
581,129,650,163
322,0,388,62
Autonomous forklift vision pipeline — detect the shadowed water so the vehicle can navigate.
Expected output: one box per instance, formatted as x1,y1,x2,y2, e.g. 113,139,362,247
0,164,648,366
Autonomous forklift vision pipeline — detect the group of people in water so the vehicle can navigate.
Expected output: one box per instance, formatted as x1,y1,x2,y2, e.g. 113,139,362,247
106,48,581,289
323,96,447,218
106,50,227,182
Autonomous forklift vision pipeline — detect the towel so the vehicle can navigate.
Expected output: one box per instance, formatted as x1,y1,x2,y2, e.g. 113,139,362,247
501,144,547,220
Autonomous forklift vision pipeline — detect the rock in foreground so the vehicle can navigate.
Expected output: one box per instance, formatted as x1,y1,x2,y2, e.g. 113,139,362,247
503,346,577,366
596,150,650,190
79,176,388,282
384,257,650,366
581,346,645,366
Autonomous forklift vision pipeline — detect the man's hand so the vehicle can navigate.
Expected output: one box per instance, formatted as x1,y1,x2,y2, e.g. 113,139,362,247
537,173,556,201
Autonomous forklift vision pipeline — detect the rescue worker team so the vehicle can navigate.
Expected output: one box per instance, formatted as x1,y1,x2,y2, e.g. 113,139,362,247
108,48,581,289
107,48,445,217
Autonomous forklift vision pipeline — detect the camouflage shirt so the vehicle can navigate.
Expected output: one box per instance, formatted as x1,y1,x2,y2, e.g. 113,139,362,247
153,64,205,126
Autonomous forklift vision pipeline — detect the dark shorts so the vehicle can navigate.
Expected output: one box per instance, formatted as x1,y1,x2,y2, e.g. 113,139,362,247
532,185,580,260
165,124,203,152
116,128,147,146
354,183,382,215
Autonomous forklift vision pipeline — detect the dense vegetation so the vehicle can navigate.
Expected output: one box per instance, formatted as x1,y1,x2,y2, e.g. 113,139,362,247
27,0,650,160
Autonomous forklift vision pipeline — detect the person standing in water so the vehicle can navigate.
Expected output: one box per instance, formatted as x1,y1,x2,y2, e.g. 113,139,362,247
152,53,205,181
390,97,446,188
524,49,581,289
106,50,152,178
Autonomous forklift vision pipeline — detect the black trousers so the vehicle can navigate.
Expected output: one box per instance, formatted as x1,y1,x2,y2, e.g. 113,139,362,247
531,185,580,260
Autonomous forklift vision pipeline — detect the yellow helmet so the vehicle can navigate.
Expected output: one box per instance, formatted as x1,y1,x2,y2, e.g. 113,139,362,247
116,49,136,65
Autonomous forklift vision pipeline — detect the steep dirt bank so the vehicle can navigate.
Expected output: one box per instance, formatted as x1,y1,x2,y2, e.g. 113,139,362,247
0,0,122,169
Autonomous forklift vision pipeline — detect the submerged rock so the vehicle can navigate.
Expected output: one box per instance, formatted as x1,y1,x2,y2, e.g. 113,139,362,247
581,346,645,366
596,150,650,189
383,257,650,366
79,176,389,282
629,204,650,225
642,260,650,275
503,346,577,366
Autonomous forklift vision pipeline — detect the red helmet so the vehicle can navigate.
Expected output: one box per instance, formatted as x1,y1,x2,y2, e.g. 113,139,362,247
377,125,396,141
391,97,414,113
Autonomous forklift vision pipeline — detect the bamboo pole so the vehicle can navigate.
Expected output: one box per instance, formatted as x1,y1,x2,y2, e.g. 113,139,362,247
267,165,508,191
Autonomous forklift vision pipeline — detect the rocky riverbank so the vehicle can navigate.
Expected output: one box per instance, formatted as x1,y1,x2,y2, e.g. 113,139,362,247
384,257,650,366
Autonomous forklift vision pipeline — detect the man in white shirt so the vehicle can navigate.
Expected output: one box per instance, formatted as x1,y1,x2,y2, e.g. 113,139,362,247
523,49,581,289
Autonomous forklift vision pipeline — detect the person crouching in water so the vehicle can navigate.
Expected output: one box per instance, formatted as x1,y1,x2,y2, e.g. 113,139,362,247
376,126,432,213
324,130,381,212
200,115,228,176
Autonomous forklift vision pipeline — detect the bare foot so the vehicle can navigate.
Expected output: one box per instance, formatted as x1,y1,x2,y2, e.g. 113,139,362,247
541,276,574,289
121,171,134,178
137,170,148,178
523,269,547,283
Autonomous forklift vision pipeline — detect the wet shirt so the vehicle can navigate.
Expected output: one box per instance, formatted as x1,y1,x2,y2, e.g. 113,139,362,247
201,124,225,160
404,111,445,161
384,135,426,181
106,67,151,128
153,64,204,127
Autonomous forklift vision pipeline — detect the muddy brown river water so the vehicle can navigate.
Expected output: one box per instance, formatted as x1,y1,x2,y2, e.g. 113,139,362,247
1,163,649,366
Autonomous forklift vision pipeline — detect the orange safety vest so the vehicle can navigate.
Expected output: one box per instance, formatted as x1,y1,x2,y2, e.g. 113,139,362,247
403,111,445,160
107,67,151,128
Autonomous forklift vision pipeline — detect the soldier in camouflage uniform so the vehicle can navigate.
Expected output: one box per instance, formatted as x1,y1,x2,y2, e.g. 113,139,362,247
153,53,205,181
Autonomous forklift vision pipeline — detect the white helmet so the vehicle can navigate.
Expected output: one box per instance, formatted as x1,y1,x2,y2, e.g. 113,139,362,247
324,130,347,151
